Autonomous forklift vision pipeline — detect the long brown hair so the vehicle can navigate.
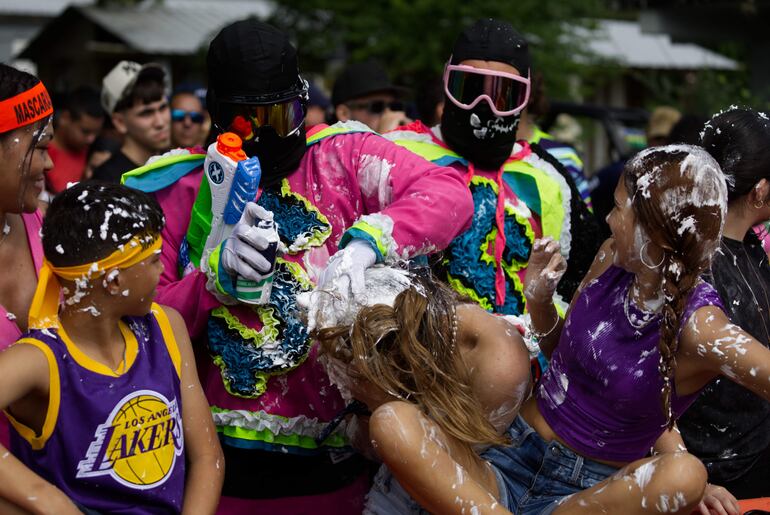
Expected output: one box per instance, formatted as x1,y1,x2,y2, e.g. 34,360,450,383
623,144,727,427
315,272,508,447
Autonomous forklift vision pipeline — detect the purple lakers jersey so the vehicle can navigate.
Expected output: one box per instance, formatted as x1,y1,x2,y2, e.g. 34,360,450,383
8,304,185,514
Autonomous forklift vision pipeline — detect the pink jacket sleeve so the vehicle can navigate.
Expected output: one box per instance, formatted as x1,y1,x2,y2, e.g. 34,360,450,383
342,133,473,261
153,169,219,339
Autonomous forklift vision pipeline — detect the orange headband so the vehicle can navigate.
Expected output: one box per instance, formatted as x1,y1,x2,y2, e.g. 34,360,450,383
0,82,53,134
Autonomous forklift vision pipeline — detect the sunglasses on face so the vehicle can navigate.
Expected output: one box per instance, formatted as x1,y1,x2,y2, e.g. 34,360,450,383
219,97,306,139
443,62,531,117
171,109,204,124
346,100,405,114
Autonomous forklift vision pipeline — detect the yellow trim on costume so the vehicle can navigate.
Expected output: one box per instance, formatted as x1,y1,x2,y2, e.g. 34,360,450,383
58,321,138,377
4,338,60,450
28,236,163,329
151,304,182,379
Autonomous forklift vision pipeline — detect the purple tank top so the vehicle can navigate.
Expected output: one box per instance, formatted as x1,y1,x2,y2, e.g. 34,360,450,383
8,304,185,514
537,265,725,463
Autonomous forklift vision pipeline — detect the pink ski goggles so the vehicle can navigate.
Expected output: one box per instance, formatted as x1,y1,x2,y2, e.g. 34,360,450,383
443,62,531,116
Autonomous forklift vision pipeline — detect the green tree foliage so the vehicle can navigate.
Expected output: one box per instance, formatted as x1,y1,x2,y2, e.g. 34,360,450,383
268,0,608,99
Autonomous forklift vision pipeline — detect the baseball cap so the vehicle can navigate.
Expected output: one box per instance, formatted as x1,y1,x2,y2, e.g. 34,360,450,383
449,18,530,77
331,61,407,107
101,60,169,114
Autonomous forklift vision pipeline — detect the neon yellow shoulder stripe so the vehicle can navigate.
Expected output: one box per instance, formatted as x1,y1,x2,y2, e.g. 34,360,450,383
503,160,565,241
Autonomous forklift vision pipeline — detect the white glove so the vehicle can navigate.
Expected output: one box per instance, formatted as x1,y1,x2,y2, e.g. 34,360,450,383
220,202,278,282
305,239,377,332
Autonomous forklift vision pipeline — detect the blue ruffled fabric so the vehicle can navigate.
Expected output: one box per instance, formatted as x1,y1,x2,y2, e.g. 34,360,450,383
258,188,329,248
444,181,532,315
207,261,312,397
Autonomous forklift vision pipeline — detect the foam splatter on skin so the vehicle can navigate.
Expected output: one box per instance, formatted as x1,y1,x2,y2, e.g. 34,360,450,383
366,405,503,514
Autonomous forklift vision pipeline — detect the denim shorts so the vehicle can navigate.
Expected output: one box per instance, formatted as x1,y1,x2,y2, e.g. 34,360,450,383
482,416,619,515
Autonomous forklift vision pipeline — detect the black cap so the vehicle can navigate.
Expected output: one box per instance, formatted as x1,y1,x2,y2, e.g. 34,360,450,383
207,18,305,103
450,19,530,77
331,61,407,107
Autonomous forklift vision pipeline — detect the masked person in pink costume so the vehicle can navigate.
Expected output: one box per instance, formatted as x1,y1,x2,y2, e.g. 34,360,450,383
0,65,53,455
122,20,473,514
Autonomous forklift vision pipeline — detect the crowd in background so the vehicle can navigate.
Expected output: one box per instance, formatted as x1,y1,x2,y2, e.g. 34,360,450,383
2,14,770,515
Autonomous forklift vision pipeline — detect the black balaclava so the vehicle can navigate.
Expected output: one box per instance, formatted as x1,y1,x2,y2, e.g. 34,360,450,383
207,19,307,188
441,18,530,170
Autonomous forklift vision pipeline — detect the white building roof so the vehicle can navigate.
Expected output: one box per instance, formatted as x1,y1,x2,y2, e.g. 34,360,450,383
582,19,738,70
79,1,273,54
0,0,91,17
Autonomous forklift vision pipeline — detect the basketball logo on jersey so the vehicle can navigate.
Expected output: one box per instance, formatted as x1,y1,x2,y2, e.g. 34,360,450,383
76,389,183,489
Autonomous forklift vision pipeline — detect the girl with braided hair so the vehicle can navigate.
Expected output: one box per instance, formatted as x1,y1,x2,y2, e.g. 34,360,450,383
309,266,531,514
481,144,758,514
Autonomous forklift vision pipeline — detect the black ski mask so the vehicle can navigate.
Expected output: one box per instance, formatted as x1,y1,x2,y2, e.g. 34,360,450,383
441,19,531,170
442,100,522,171
207,19,308,188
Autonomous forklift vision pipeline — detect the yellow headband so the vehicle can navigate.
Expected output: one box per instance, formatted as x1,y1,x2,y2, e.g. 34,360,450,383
28,236,163,329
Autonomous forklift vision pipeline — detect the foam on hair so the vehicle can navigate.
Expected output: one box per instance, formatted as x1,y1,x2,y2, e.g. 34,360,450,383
43,181,165,267
624,144,727,427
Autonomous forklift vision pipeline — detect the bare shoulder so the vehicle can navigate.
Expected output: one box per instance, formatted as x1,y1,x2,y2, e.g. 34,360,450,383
157,305,190,341
157,304,184,326
457,304,527,358
0,340,52,404
457,303,521,342
455,304,531,409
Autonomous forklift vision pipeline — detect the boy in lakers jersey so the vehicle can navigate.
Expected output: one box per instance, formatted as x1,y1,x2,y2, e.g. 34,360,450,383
0,183,223,514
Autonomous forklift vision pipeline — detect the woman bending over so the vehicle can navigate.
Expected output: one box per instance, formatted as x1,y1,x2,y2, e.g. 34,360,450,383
310,267,531,514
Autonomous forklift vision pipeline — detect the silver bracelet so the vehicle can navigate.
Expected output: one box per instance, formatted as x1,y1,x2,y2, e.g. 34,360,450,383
529,313,560,343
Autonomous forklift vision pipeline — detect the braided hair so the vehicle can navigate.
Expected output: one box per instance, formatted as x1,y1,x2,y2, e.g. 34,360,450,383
623,144,727,427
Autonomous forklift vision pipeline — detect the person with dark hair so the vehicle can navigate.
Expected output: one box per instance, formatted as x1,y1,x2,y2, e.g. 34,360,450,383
666,114,708,146
677,107,770,497
84,135,121,180
0,63,53,456
386,19,599,333
332,61,411,132
415,75,444,127
487,144,754,514
92,61,171,183
122,18,473,514
0,182,223,513
47,86,104,193
307,266,531,513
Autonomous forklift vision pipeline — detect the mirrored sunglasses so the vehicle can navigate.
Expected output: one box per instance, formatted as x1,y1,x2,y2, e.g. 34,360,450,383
346,100,405,115
171,109,204,124
219,97,306,139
